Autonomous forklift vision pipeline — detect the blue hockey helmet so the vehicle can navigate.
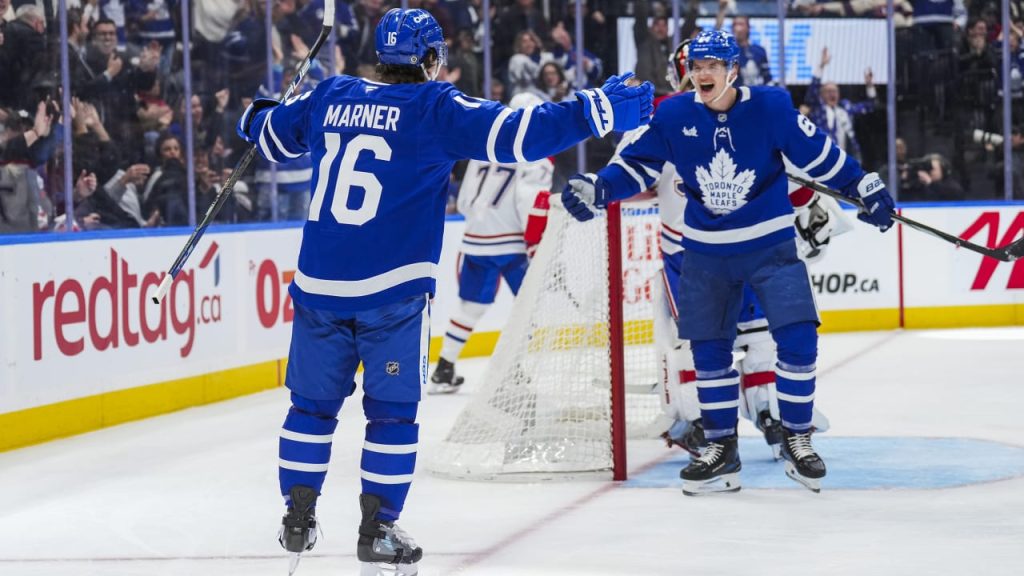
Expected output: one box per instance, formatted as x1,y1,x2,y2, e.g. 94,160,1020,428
375,8,448,71
687,29,740,69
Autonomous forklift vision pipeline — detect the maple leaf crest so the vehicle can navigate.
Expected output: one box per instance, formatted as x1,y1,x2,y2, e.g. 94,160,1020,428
694,149,756,215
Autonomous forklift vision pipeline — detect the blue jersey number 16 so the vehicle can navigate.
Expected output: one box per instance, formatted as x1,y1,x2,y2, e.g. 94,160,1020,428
308,133,392,225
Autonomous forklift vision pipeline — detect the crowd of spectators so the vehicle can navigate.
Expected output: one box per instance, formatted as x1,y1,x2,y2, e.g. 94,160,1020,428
1,0,1021,235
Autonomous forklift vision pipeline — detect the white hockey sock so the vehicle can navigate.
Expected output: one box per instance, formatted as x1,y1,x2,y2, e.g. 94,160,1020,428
439,300,488,361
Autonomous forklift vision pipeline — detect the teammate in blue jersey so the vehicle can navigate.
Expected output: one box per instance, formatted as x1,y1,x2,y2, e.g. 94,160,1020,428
235,8,653,575
562,29,894,495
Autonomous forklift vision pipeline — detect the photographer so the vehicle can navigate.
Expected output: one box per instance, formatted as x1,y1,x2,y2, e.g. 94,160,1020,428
900,153,965,202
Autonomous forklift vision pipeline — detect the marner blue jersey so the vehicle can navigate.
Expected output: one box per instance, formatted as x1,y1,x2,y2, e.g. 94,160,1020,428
601,86,865,256
248,76,594,312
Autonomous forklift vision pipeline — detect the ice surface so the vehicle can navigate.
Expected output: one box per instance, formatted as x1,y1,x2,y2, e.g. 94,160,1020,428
1,329,1022,575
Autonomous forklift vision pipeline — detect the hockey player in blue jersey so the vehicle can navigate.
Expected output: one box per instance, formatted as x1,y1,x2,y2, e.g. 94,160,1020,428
235,7,653,574
562,29,894,495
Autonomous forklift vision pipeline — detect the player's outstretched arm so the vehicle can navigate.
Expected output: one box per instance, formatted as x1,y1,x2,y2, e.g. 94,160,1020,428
435,74,653,165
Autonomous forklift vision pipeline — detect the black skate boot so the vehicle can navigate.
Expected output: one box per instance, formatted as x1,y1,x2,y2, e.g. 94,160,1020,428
428,358,464,395
357,494,422,576
780,429,827,493
755,410,784,460
279,485,319,575
679,436,741,496
661,418,706,459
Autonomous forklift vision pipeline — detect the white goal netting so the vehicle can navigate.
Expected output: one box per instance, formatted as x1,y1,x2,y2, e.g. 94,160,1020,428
427,200,665,480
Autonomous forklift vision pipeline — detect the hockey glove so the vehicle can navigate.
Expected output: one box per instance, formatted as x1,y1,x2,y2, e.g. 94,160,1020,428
561,173,610,222
236,98,281,144
576,72,654,139
794,193,835,263
846,172,894,232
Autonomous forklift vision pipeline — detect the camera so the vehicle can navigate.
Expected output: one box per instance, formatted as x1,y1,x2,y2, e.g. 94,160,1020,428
908,157,933,174
973,129,1005,147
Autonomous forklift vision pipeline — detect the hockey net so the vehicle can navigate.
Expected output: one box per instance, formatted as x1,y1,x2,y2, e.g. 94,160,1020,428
427,199,665,481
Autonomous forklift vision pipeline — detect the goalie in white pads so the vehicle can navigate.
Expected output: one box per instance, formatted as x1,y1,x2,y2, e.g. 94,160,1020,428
430,92,555,394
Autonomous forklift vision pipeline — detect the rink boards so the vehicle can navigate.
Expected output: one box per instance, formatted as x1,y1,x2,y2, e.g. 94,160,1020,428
1,204,1023,450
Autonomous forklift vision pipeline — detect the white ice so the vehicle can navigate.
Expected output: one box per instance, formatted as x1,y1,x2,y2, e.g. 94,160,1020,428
1,328,1023,576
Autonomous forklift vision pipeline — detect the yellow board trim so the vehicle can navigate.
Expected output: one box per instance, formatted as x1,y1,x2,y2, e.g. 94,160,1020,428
0,360,282,452
903,303,1024,328
5,302,1022,453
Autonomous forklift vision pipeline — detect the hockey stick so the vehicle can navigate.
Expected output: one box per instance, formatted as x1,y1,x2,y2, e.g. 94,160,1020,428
788,174,1024,263
152,2,335,304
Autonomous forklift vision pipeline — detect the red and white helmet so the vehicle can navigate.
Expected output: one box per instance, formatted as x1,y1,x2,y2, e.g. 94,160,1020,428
666,39,693,93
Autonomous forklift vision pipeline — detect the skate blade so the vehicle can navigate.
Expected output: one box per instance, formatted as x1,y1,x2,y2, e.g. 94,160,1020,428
682,473,741,496
770,444,782,461
784,461,822,493
287,552,301,575
427,383,461,395
360,560,419,576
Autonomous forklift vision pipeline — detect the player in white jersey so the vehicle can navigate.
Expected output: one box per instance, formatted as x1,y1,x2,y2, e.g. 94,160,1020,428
565,30,895,494
236,8,653,574
430,92,555,394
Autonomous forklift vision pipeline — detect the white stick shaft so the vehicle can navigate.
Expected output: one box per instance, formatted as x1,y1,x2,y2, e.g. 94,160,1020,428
324,0,334,25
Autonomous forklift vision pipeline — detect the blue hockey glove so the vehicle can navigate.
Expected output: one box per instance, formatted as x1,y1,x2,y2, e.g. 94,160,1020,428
236,98,281,144
561,173,610,222
847,172,894,232
575,72,654,139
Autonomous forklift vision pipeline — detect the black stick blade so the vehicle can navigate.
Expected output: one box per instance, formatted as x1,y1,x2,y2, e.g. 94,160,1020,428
1002,237,1024,262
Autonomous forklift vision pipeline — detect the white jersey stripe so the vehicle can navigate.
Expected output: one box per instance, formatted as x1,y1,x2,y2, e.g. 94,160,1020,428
802,138,831,173
486,108,514,163
361,470,415,484
700,400,741,410
295,262,437,298
777,368,817,381
777,391,815,403
281,429,334,444
681,214,793,245
697,377,739,389
512,106,534,163
258,114,280,164
266,110,302,158
364,441,419,455
817,147,847,184
279,459,329,472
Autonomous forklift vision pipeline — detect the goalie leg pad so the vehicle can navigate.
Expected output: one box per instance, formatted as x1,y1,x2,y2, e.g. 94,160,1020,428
361,395,419,522
653,272,699,422
771,322,818,432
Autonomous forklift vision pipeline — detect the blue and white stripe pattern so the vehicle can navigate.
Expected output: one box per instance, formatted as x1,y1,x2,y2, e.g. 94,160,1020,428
775,361,816,432
696,369,741,439
361,420,418,521
279,406,339,503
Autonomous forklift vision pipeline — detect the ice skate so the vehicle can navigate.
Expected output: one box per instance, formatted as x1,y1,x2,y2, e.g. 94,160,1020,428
661,418,705,459
428,358,464,395
755,410,784,460
358,494,422,576
279,485,320,575
780,429,826,493
679,436,741,496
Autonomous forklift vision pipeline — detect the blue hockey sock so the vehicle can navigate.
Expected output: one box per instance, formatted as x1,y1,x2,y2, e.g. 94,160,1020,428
691,339,740,440
772,322,818,432
279,392,343,506
361,395,419,522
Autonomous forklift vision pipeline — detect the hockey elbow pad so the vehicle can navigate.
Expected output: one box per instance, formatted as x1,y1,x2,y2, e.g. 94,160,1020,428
576,72,654,138
236,98,281,144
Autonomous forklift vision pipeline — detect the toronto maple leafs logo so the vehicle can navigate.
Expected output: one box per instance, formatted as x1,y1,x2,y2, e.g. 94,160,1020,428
695,149,756,215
